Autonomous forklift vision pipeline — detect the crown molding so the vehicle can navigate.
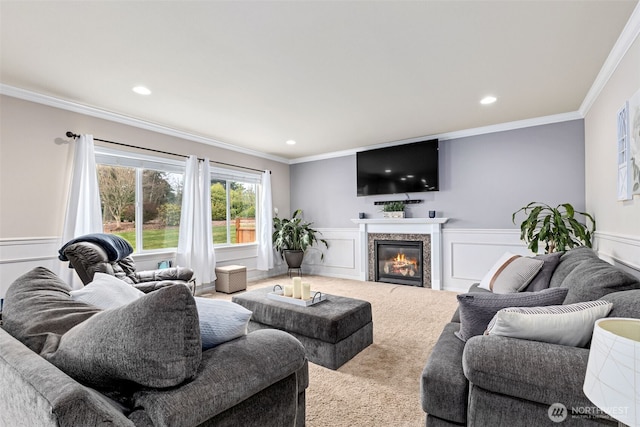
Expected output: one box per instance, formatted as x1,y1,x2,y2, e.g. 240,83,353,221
0,84,290,164
290,111,583,164
580,1,640,116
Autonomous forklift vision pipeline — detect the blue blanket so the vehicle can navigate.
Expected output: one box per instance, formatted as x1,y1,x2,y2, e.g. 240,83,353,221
58,233,134,262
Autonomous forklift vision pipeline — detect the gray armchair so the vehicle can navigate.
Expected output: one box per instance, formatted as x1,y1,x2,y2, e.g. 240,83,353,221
59,233,195,293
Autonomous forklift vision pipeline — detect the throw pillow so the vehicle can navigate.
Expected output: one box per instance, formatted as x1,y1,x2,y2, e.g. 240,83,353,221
70,273,144,310
2,267,101,353
599,289,640,318
524,251,564,292
558,259,640,304
42,284,202,390
485,300,613,347
454,287,568,342
194,297,252,349
478,252,544,293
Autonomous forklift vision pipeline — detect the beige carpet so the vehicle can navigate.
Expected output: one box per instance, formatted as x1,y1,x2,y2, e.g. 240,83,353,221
206,275,459,427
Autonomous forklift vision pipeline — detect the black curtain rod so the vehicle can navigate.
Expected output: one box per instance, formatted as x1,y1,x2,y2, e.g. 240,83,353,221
65,131,269,174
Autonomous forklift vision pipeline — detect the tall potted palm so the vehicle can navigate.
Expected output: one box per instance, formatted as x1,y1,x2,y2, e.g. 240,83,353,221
512,202,596,253
272,209,328,268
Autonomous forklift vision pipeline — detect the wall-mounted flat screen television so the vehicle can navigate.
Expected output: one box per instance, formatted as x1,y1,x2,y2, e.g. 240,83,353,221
356,139,439,197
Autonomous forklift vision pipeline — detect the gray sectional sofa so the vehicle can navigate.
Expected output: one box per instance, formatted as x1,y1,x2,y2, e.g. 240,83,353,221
421,247,640,426
0,267,308,426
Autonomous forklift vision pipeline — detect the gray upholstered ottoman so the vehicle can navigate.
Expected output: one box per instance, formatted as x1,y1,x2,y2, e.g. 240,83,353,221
232,286,373,370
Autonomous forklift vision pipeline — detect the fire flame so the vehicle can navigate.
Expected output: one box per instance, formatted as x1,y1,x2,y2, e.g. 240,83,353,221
391,252,417,267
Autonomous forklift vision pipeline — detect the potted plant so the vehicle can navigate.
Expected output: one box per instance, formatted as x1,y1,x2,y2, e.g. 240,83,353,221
272,209,329,269
512,202,596,254
382,201,406,218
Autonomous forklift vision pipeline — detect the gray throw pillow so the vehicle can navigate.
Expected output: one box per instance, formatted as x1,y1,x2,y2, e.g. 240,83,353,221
2,267,101,353
559,259,640,304
524,252,563,292
599,289,640,318
42,284,202,390
454,287,569,342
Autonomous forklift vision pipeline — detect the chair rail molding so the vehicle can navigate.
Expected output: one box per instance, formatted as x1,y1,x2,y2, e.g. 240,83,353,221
595,231,640,279
0,237,61,298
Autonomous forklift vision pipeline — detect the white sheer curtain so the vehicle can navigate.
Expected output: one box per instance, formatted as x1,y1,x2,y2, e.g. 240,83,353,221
177,155,216,287
256,170,274,271
60,134,103,287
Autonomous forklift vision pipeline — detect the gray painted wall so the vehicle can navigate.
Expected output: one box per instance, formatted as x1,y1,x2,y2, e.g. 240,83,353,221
290,119,585,229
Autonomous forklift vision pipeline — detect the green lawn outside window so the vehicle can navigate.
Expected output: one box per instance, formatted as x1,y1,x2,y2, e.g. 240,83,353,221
113,225,238,250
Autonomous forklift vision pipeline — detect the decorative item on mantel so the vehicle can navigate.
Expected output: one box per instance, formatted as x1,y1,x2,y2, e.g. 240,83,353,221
268,277,327,307
381,201,406,218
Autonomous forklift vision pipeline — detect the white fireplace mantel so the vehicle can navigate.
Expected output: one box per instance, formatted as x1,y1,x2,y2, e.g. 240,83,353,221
351,218,449,290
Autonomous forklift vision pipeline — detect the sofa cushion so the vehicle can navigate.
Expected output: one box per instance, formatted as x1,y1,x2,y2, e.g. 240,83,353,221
478,252,544,293
548,246,599,288
2,267,101,354
485,300,612,347
420,322,469,424
524,251,563,292
130,329,306,427
42,284,202,391
463,335,594,408
194,297,252,349
454,287,568,342
70,272,144,309
556,258,640,304
600,289,640,318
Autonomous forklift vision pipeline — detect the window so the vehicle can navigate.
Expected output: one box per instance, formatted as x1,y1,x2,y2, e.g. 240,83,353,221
95,147,262,252
95,147,185,252
210,167,259,246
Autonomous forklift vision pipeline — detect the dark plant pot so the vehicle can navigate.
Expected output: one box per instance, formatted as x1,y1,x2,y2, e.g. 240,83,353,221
283,250,304,269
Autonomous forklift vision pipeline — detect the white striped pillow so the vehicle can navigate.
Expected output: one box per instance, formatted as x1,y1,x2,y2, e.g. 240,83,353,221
485,300,613,347
478,253,544,293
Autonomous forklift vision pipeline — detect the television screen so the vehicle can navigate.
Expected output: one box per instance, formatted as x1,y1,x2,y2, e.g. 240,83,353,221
356,139,439,197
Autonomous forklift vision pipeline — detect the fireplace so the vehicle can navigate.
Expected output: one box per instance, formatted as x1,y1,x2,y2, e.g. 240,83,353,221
375,240,423,286
353,218,447,289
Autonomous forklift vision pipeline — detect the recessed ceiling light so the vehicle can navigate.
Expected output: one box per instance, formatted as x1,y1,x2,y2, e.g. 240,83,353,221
132,85,152,95
480,96,497,105
286,140,297,145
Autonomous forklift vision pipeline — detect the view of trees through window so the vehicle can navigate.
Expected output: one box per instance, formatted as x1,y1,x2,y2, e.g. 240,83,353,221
98,165,184,250
211,178,257,245
97,163,257,251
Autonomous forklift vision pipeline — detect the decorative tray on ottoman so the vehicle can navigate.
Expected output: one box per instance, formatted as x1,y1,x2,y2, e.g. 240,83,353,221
267,285,327,307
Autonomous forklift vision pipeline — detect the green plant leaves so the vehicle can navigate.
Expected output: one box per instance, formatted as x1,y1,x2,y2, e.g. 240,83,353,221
272,209,328,260
512,202,596,254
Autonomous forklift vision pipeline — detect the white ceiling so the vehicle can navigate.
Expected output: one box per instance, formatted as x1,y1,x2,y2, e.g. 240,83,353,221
1,1,638,161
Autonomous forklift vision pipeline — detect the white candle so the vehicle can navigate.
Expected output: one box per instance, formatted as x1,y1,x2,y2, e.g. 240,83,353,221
292,277,302,298
284,284,293,297
302,282,311,300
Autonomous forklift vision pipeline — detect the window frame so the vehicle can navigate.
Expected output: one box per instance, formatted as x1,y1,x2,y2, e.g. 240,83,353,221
210,166,261,247
95,146,186,253
95,147,262,252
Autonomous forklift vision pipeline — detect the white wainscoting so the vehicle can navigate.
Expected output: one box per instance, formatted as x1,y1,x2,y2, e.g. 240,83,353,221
309,228,640,292
595,231,640,280
4,231,638,299
0,237,62,298
301,228,361,280
306,228,533,290
0,238,273,298
441,229,531,292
